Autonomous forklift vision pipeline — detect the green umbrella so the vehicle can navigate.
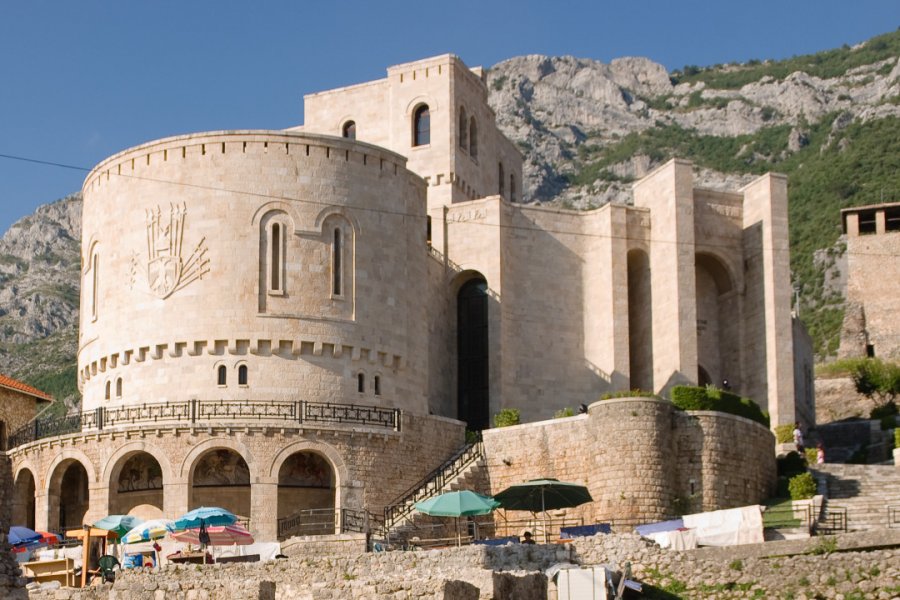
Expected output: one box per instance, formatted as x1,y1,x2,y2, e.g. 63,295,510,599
414,490,499,545
494,478,593,542
93,515,145,539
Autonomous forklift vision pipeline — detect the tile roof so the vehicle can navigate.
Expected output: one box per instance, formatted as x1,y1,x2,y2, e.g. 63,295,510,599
0,374,53,402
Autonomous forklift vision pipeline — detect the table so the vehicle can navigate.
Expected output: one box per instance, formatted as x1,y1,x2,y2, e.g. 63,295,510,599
167,551,214,564
21,558,77,587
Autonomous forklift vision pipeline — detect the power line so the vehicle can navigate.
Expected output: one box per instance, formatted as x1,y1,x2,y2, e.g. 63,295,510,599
1,150,897,258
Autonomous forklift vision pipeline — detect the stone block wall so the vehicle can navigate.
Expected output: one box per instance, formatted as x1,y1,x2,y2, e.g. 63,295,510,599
0,451,28,599
0,388,41,450
480,398,775,527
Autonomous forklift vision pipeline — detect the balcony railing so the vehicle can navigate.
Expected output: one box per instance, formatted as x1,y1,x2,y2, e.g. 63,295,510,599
8,399,401,448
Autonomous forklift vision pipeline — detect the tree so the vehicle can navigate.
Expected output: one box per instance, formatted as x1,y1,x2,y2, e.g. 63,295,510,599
851,358,900,407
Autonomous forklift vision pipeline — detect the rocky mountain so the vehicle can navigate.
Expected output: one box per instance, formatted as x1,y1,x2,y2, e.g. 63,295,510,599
0,195,81,409
1,30,898,409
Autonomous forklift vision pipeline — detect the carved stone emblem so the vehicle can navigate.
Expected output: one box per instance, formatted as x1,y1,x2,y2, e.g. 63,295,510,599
131,204,209,298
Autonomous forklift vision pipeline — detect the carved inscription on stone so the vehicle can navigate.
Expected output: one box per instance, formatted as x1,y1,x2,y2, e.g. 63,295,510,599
701,202,742,218
447,208,487,223
130,203,210,298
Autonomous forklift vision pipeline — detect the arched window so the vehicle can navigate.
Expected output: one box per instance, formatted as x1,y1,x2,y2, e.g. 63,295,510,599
217,365,227,386
458,108,468,151
374,375,381,396
269,222,284,294
498,163,505,197
238,365,248,386
510,174,517,202
105,381,111,400
115,377,123,398
357,373,365,393
468,117,478,159
413,105,430,147
342,121,356,140
91,253,99,321
332,228,342,296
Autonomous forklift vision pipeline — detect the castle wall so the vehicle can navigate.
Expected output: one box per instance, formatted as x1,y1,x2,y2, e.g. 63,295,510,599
841,205,900,359
8,413,464,541
79,131,432,416
481,398,775,526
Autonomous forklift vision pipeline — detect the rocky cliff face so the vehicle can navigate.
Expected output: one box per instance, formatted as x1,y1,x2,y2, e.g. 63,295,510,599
487,52,900,207
0,195,81,404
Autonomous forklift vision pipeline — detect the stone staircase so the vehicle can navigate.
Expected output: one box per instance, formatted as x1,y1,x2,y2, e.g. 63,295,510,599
379,438,487,543
812,464,900,532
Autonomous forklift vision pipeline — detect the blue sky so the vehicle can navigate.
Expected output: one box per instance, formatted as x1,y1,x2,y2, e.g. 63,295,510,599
1,1,898,234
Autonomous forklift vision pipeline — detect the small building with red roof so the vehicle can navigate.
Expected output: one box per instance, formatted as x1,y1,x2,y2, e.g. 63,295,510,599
0,374,52,451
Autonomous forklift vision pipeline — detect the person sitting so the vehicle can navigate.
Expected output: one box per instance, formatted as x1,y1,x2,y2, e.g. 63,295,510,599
521,531,536,544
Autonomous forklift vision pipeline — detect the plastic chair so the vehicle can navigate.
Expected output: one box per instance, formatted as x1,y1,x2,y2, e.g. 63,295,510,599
97,555,120,583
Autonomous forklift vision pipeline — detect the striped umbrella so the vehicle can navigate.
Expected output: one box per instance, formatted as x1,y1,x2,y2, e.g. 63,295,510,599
121,519,177,544
171,523,254,546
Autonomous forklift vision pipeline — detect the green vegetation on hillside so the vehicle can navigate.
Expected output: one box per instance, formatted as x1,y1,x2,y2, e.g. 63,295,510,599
569,114,900,357
672,29,900,89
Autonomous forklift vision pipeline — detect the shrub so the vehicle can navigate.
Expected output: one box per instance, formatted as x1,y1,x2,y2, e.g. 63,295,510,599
804,447,818,464
895,428,900,449
553,407,575,418
774,424,795,443
599,389,656,400
810,536,838,555
493,408,520,428
670,385,770,427
788,472,817,500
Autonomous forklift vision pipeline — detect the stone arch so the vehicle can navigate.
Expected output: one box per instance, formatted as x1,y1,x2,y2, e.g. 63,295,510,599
627,248,653,391
695,252,740,389
46,451,95,531
13,467,36,530
270,440,347,538
250,201,300,229
182,439,254,520
179,437,256,481
313,206,361,237
404,95,439,118
103,442,171,517
455,271,490,431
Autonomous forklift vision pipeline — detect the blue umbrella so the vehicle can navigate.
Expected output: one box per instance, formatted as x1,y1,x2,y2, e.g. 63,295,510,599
8,526,42,547
175,506,237,529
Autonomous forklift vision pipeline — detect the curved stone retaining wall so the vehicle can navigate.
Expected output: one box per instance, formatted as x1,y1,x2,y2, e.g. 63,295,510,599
481,397,776,525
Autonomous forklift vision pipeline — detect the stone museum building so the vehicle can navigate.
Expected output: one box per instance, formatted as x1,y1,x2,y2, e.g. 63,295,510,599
6,55,797,541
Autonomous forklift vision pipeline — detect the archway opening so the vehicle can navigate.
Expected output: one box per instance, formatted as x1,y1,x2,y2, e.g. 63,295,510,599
627,249,653,391
13,469,36,530
189,449,251,523
110,452,163,517
276,451,336,539
457,276,490,430
49,460,89,531
695,253,738,389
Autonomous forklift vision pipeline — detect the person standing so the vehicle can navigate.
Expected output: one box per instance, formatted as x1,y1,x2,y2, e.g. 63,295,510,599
793,422,805,453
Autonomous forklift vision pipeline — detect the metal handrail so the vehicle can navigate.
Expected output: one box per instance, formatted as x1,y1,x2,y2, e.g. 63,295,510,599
8,399,401,449
382,435,484,533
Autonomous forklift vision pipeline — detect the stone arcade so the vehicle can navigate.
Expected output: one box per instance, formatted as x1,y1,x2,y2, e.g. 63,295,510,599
7,55,796,541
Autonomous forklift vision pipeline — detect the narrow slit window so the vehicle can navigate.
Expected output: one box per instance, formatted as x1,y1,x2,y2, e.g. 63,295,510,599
357,373,365,393
271,223,281,291
217,365,227,386
342,120,356,140
91,253,99,321
413,105,430,146
105,381,111,400
458,108,468,151
498,163,505,197
238,365,248,385
115,378,123,398
374,375,381,396
333,228,342,296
